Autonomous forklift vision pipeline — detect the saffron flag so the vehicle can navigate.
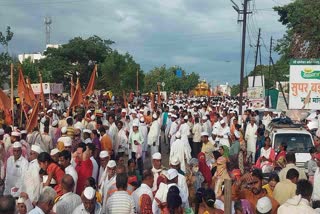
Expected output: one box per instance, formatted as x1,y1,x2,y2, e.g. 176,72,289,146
0,89,11,110
26,101,39,132
17,68,36,106
84,64,97,97
123,90,128,108
69,78,84,109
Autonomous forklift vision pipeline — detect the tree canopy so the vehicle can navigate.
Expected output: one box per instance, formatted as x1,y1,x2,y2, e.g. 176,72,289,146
144,65,199,93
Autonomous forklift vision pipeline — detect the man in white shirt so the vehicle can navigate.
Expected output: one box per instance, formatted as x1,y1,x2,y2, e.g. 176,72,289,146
86,143,98,181
217,120,231,148
73,187,102,214
178,116,190,140
151,152,165,192
21,145,42,203
4,142,29,197
54,175,81,214
170,132,191,173
192,117,202,157
148,114,160,155
139,117,148,161
99,160,117,200
132,169,154,213
245,117,258,163
97,151,109,187
169,114,179,146
108,115,119,153
58,150,78,193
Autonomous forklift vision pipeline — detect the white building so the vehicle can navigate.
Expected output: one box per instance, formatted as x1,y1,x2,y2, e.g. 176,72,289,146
18,44,61,63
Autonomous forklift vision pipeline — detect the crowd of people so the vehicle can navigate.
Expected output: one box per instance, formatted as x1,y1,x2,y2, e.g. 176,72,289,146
0,94,320,214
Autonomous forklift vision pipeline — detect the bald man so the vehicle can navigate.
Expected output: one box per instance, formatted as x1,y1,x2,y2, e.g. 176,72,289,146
54,175,81,214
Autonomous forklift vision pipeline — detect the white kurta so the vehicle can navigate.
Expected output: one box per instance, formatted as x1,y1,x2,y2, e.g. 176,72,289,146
218,126,231,148
148,121,160,155
312,167,320,201
245,123,258,153
53,192,82,214
132,183,153,213
90,156,99,181
170,138,191,172
169,122,178,145
100,175,116,200
109,123,118,149
117,128,128,153
4,155,29,197
139,124,148,152
179,123,190,139
65,164,78,193
21,159,41,202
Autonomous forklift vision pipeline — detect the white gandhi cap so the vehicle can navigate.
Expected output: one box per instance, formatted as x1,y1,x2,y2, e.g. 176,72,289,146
152,152,161,160
31,145,42,154
107,160,116,168
83,187,96,200
99,151,109,158
167,168,178,180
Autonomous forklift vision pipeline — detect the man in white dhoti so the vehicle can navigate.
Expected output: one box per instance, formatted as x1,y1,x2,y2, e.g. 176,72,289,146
148,114,160,155
169,114,178,146
99,160,117,201
21,145,42,203
245,117,258,163
170,132,192,173
4,142,29,198
139,117,148,161
178,116,190,140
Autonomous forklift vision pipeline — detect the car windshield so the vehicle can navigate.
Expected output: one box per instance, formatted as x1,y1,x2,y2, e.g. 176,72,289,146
274,133,313,153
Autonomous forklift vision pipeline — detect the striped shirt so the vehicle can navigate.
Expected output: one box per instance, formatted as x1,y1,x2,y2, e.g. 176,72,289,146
105,190,136,214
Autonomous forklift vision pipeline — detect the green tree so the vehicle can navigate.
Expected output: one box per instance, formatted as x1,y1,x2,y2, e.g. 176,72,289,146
0,26,14,53
274,0,320,58
98,51,144,94
144,65,199,93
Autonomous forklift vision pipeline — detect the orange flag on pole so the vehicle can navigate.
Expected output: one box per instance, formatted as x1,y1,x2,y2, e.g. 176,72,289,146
84,64,97,97
123,90,128,108
69,78,84,109
26,101,39,132
0,89,11,110
17,67,36,106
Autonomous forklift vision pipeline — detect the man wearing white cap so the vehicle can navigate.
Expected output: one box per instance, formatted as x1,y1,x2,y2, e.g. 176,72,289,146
148,113,160,155
21,145,42,203
129,122,144,173
83,129,92,144
201,132,215,162
6,131,28,160
178,115,190,140
97,151,109,187
151,152,165,192
138,117,148,161
168,114,178,146
73,186,101,214
28,186,57,214
170,132,191,173
245,117,258,163
99,160,117,200
216,119,231,148
4,142,29,197
201,115,210,134
152,169,189,214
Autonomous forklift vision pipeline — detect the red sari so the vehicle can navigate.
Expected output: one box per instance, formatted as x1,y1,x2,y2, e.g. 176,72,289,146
47,162,65,196
275,150,286,168
198,152,212,187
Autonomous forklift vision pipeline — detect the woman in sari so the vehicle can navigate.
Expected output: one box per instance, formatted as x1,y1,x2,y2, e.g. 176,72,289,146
274,142,287,170
212,156,230,197
255,137,275,173
198,152,212,188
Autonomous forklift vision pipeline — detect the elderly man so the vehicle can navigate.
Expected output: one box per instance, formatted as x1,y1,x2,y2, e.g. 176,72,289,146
170,132,192,173
151,152,166,192
216,120,230,148
97,151,109,186
29,187,57,214
245,117,258,163
54,175,81,214
72,186,102,214
104,173,136,214
132,169,154,214
169,114,179,146
21,145,42,203
148,114,160,155
99,160,117,200
4,142,29,197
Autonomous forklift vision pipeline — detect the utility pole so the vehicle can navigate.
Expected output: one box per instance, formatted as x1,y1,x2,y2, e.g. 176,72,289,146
252,28,261,87
231,0,252,115
266,36,273,108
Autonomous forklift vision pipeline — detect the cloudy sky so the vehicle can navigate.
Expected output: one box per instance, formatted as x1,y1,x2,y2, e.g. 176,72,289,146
0,0,292,85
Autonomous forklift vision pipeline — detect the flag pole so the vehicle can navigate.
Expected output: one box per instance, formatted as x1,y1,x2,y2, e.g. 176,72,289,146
10,63,14,124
